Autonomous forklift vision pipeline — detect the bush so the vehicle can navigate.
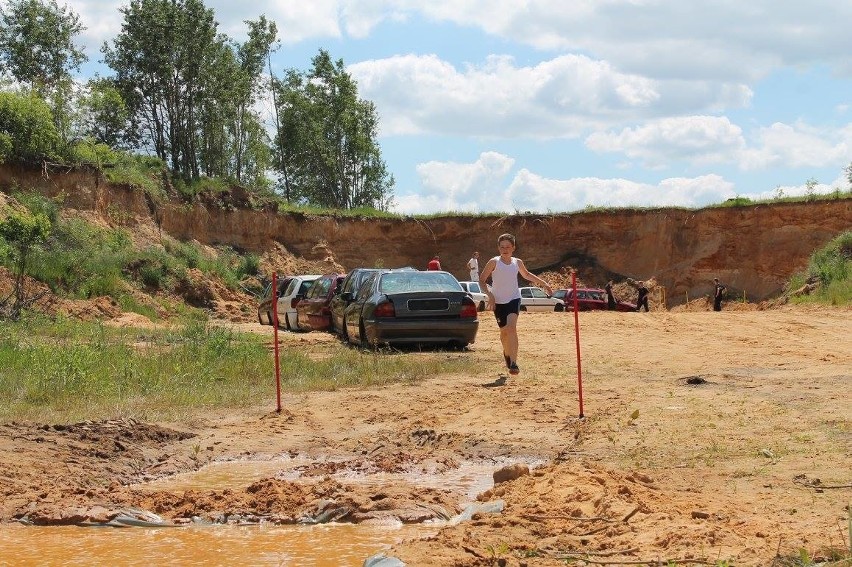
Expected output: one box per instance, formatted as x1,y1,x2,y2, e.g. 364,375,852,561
787,231,852,306
0,92,59,164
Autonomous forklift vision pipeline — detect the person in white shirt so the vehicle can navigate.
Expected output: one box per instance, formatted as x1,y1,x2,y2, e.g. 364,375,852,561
479,233,552,376
467,251,479,282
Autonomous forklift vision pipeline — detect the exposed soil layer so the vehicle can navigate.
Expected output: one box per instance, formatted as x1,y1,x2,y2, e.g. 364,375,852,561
2,164,851,302
1,308,849,565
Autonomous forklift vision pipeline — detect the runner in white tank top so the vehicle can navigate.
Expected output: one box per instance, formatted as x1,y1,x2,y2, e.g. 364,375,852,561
479,233,552,376
490,256,521,304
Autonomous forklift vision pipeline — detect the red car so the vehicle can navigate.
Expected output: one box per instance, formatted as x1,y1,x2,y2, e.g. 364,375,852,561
295,273,346,331
553,288,636,312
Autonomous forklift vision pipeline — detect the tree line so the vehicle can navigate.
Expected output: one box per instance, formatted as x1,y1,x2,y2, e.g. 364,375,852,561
0,0,394,210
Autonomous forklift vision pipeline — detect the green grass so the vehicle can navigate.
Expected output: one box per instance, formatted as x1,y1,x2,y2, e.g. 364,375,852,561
0,315,468,422
786,231,852,306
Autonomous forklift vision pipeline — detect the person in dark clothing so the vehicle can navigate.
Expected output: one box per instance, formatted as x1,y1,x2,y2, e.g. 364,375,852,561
605,280,617,310
713,278,726,311
636,281,649,312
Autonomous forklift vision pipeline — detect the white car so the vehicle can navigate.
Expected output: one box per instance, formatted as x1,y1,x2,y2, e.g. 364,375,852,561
458,281,489,311
279,275,321,330
519,286,564,312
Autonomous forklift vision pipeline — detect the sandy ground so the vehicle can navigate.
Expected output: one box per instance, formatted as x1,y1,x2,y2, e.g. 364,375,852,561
0,306,850,565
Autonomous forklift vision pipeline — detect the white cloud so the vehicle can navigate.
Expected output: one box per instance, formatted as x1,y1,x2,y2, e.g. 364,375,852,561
410,1,852,81
587,116,852,172
396,151,515,213
350,54,750,138
393,152,739,214
742,122,850,169
585,116,746,168
505,171,736,212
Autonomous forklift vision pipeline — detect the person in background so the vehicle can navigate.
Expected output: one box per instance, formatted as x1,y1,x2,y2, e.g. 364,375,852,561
605,280,617,310
713,278,726,311
636,281,649,312
467,251,480,281
427,255,441,270
480,233,552,376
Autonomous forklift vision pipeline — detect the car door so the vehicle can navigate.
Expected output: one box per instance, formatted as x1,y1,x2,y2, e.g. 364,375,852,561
529,287,550,311
344,273,378,344
297,277,329,331
520,287,534,311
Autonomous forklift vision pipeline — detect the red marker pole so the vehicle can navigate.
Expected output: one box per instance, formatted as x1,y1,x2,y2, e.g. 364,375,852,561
271,272,282,413
571,271,584,418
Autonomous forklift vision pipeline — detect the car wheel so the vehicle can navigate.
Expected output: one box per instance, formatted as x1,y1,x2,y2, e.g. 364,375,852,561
283,312,292,331
478,301,485,312
519,305,527,312
258,313,264,325
554,303,565,312
266,311,274,326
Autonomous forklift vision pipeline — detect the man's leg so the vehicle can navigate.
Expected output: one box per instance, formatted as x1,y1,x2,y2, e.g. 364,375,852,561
500,313,520,374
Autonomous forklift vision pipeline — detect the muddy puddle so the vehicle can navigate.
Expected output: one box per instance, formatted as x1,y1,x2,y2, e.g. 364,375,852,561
0,522,434,566
133,455,532,500
3,456,543,565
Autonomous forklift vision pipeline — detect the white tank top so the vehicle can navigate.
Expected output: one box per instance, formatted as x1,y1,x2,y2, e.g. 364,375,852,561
491,257,520,304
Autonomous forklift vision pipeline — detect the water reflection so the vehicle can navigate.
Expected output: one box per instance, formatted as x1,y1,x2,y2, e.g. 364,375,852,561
0,522,433,567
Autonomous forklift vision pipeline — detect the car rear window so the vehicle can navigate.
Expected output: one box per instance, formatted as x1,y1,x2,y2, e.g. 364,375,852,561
379,272,461,293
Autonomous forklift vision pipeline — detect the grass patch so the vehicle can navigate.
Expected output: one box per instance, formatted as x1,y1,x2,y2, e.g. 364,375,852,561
0,315,468,422
786,231,852,306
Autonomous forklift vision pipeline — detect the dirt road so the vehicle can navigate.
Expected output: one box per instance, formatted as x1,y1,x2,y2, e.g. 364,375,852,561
1,307,850,565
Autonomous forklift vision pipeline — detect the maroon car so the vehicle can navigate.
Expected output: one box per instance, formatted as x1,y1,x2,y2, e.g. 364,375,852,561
295,273,347,331
553,288,636,312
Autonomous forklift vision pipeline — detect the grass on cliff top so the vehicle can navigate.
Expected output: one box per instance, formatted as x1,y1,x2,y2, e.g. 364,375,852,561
0,314,468,423
785,231,852,306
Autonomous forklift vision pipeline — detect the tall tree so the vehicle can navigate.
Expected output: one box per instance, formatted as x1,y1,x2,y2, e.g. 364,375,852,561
198,16,276,185
272,50,394,210
103,0,220,181
0,0,87,142
78,78,129,148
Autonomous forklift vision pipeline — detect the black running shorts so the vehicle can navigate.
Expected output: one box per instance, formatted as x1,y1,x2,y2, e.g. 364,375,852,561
494,298,521,328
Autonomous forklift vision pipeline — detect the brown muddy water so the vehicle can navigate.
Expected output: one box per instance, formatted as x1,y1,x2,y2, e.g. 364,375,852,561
0,522,433,566
1,457,539,565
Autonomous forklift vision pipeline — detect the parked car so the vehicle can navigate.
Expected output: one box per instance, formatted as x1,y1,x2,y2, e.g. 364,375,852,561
257,276,293,326
329,268,388,336
295,273,346,332
519,286,564,312
342,270,479,348
554,288,636,312
279,275,321,330
458,281,489,311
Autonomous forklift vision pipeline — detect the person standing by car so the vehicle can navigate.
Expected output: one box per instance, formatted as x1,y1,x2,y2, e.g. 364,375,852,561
713,278,726,311
480,233,552,376
605,280,617,310
467,251,480,282
427,255,441,270
635,281,650,312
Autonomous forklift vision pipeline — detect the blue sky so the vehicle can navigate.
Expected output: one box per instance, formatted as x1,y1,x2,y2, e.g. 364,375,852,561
63,1,852,214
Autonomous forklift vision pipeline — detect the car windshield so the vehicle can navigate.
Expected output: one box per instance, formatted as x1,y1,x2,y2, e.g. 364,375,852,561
379,272,461,293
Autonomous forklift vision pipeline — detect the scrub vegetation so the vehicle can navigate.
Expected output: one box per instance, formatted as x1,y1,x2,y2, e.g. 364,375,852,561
0,313,468,422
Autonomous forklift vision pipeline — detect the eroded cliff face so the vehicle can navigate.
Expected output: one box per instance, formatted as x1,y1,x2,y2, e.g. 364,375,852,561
2,165,851,303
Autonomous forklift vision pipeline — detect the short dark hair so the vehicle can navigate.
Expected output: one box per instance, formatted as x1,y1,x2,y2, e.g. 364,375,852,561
497,233,516,246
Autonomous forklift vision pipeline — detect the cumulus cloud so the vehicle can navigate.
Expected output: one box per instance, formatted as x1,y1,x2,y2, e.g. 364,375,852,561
410,1,852,81
395,152,515,213
585,116,747,168
350,55,750,138
392,152,739,214
586,116,852,172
